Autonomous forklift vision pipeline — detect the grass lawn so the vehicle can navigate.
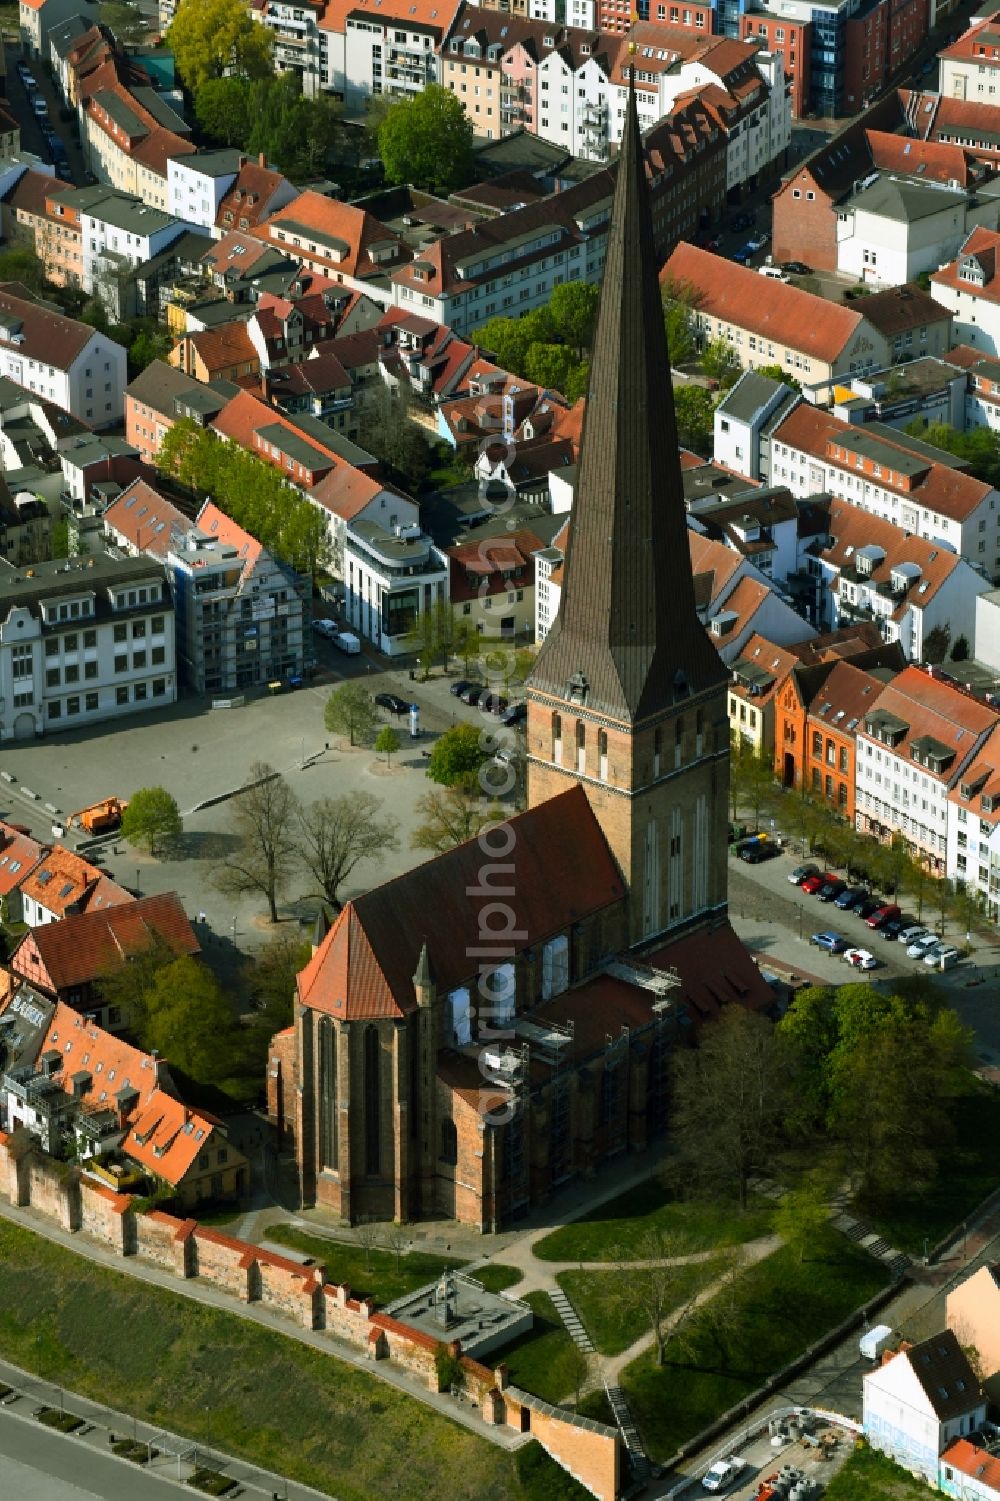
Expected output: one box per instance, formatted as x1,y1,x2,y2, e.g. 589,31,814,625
492,1291,582,1404
0,1221,514,1501
557,1256,731,1357
622,1239,889,1462
533,1178,774,1263
855,1084,1000,1255
473,1263,524,1294
823,1445,935,1500
265,1222,470,1303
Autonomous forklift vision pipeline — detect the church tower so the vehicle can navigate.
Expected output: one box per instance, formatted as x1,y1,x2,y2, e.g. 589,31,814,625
526,78,730,948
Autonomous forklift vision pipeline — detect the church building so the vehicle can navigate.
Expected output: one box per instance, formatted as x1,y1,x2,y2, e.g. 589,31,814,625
267,84,772,1232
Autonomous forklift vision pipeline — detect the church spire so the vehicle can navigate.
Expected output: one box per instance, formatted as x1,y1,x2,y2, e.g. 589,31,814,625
529,77,727,724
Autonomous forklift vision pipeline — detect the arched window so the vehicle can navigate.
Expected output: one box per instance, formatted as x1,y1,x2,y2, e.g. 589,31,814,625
364,1025,381,1176
576,719,586,773
552,711,562,765
440,1118,458,1165
597,728,608,780
674,716,684,769
653,727,662,779
318,1017,337,1169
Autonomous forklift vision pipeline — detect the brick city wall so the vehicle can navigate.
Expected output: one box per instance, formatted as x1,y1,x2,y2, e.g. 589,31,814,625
0,1128,621,1497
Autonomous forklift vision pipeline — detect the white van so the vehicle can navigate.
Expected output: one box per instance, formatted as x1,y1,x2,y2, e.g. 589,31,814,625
332,631,361,655
759,265,790,283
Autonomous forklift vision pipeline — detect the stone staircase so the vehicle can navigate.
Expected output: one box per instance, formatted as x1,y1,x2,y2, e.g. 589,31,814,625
549,1286,594,1353
606,1381,651,1487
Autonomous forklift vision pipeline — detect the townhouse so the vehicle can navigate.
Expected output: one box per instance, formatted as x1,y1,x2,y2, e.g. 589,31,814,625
0,820,47,924
814,497,990,661
0,284,127,427
19,0,87,59
20,845,132,927
947,1263,1000,1403
4,169,84,289
71,185,187,320
939,11,1000,105
774,656,897,818
10,891,199,1031
448,526,544,640
833,170,1000,291
864,1331,987,1485
169,323,260,385
83,81,195,214
728,633,805,756
214,156,299,238
104,479,308,695
932,227,1000,358
662,244,949,397
319,0,462,109
252,191,412,305
741,10,812,118
768,403,1000,573
903,91,1000,170
0,553,177,742
946,723,1000,918
855,665,999,872
124,359,236,467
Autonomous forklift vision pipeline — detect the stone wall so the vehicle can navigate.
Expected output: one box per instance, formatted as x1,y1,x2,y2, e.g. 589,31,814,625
0,1130,622,1496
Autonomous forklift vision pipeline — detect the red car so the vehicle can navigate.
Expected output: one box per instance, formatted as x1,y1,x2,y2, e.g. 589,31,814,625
801,872,835,895
866,903,901,929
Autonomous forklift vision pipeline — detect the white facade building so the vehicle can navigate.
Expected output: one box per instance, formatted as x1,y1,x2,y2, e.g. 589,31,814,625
0,554,176,741
167,151,244,232
0,286,127,428
836,177,1000,290
863,1332,987,1486
344,519,450,656
76,190,187,320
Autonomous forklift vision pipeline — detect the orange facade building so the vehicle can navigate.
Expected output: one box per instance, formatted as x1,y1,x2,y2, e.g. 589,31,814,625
775,659,890,824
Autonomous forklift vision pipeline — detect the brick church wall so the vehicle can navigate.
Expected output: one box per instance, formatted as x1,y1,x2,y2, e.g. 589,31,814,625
266,1026,297,1149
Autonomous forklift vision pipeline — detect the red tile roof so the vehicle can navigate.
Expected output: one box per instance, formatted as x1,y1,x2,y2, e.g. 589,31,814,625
645,920,775,1021
939,10,1000,65
215,161,295,232
37,1000,163,1114
820,499,965,620
661,242,864,365
11,892,198,994
103,478,190,558
0,285,97,372
932,225,1000,306
0,822,47,896
195,500,263,578
178,323,259,376
865,129,982,187
296,786,623,1021
21,846,131,920
320,0,462,31
858,664,999,782
806,660,886,731
941,1439,1000,1489
253,191,410,282
123,1090,226,1187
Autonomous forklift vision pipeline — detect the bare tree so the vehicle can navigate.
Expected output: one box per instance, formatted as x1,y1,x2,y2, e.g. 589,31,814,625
411,785,500,854
610,1229,729,1367
382,1221,409,1272
216,762,299,923
297,793,399,911
355,1214,379,1273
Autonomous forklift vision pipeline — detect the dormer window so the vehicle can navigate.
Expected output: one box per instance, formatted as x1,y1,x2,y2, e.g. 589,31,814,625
568,670,589,706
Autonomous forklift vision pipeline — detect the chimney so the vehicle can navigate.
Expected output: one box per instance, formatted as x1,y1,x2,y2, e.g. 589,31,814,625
259,152,267,169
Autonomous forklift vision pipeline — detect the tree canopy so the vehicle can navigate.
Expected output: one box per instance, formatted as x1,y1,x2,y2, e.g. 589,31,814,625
194,73,343,179
140,956,235,1084
673,385,716,457
296,792,399,909
216,762,299,923
324,682,377,746
472,291,595,403
156,417,329,574
426,722,489,789
904,417,1000,489
378,84,475,194
661,278,699,367
168,0,273,95
120,787,182,857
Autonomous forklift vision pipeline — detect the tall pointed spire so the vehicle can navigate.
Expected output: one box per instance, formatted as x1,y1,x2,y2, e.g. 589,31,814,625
529,76,727,724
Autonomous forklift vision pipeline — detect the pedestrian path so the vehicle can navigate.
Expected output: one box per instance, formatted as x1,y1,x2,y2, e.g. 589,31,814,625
606,1381,651,1487
831,1210,911,1279
549,1286,595,1353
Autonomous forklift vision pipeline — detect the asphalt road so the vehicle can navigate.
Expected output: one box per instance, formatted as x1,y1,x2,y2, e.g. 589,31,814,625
0,1406,189,1500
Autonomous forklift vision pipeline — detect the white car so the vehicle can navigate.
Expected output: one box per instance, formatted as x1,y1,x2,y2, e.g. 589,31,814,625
907,932,940,958
702,1455,746,1492
924,943,961,969
311,618,337,638
897,924,928,946
843,947,878,971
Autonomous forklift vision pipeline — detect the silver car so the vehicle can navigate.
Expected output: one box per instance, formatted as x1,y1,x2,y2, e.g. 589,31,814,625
906,932,940,958
924,944,960,970
897,925,929,946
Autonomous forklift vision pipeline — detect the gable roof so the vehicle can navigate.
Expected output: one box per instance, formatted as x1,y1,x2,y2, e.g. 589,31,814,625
941,1438,1000,1490
900,1331,983,1421
661,242,863,365
0,285,97,372
0,822,47,896
104,479,190,558
932,225,1000,306
859,284,952,337
11,892,198,994
857,664,998,779
253,191,410,282
296,786,622,1021
123,1090,224,1187
32,999,164,1115
806,659,886,732
194,500,263,577
20,846,131,919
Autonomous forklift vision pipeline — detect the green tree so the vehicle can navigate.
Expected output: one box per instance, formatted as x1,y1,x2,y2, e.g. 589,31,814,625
923,623,952,665
242,931,311,1036
295,792,399,910
168,0,273,94
753,363,801,392
141,956,235,1084
0,247,46,293
48,518,70,561
523,342,582,395
129,326,171,376
672,1005,784,1209
324,682,377,746
730,738,776,829
951,634,971,662
95,933,179,1035
411,784,499,854
427,722,488,789
378,84,474,194
774,1172,835,1262
904,418,1000,489
660,278,699,367
471,307,556,379
776,984,837,1136
216,762,298,924
375,725,401,765
194,76,255,147
673,385,716,456
702,337,741,389
548,280,600,354
120,787,183,856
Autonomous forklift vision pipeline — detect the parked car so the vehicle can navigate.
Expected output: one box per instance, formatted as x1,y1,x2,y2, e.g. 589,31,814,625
907,932,940,958
32,97,49,121
461,683,486,705
866,903,901,930
818,878,848,902
733,243,755,264
703,1456,747,1493
501,703,527,727
925,943,961,969
812,930,849,953
450,678,478,697
844,947,878,971
483,693,509,717
374,692,410,716
738,842,781,864
311,618,337,638
747,231,770,251
882,913,915,940
19,70,37,92
731,212,753,231
800,872,833,895
834,885,867,910
855,896,883,920
331,631,360,654
781,261,812,276
788,863,820,886
897,924,929,946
